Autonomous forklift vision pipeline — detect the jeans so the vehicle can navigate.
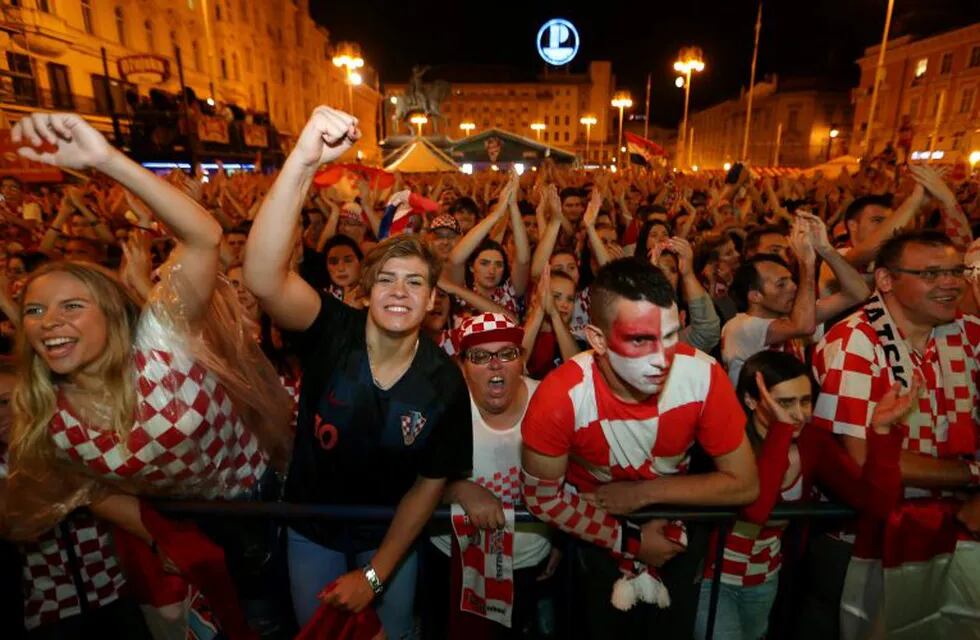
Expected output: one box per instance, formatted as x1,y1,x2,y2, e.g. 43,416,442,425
694,577,779,640
286,528,418,640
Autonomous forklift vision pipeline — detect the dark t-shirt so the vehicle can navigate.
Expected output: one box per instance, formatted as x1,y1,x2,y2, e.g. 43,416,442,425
285,293,472,551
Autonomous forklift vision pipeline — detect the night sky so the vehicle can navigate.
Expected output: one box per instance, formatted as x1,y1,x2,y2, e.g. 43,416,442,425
311,0,980,128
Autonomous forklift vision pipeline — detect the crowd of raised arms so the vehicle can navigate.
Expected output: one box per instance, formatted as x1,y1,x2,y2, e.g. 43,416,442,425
0,106,978,640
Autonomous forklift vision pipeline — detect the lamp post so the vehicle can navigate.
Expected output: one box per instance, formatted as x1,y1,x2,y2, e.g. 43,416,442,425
459,121,475,137
827,127,839,161
409,112,428,137
673,47,705,168
580,114,597,161
530,121,546,141
332,41,365,113
611,91,633,169
863,0,896,156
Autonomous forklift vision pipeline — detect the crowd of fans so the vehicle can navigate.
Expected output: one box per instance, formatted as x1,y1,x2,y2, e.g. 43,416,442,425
0,105,979,640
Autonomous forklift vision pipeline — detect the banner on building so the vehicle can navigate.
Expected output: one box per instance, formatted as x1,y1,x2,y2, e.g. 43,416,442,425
118,54,171,85
0,130,63,182
196,116,230,144
242,123,269,148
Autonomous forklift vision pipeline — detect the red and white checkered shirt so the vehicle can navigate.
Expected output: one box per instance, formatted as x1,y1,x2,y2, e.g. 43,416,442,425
453,280,524,327
48,307,267,499
705,473,804,586
20,513,126,630
812,308,980,498
522,346,745,494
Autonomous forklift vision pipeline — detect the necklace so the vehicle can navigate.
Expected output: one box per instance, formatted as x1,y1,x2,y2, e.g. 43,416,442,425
367,338,419,390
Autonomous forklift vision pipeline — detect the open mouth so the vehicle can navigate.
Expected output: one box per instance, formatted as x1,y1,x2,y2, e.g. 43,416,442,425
42,336,77,359
488,375,506,393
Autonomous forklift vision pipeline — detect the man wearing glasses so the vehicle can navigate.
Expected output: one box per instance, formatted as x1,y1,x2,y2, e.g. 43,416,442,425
425,312,558,638
812,229,980,638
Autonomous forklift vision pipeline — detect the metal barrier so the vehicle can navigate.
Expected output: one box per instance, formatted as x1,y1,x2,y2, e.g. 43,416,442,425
144,500,857,640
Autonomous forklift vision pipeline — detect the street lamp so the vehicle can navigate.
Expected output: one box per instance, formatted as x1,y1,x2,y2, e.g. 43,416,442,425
674,47,705,168
611,91,633,169
332,41,365,112
409,112,428,137
459,121,475,136
675,76,685,88
530,121,546,141
580,114,597,160
970,150,980,168
827,127,840,161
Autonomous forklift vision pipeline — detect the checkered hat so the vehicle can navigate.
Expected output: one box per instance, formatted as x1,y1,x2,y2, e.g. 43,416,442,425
429,214,461,235
458,312,524,352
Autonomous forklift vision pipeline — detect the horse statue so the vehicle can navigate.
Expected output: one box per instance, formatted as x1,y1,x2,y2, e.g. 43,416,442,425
394,66,450,135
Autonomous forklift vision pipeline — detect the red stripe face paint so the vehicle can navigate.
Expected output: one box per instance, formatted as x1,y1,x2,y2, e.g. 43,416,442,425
605,300,681,396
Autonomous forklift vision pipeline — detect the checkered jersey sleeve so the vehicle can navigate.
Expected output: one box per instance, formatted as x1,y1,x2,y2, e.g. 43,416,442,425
521,365,578,458
697,359,748,457
811,323,890,440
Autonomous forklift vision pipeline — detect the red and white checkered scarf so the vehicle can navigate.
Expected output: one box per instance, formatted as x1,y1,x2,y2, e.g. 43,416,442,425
450,503,515,627
863,293,976,457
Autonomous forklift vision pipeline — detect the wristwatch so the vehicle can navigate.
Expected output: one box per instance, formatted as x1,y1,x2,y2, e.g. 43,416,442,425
362,564,384,595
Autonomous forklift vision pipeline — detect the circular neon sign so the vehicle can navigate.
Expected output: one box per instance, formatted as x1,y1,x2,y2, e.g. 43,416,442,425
537,19,580,66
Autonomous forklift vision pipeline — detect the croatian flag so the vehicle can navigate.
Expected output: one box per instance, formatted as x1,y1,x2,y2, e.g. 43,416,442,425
378,190,439,239
625,132,666,166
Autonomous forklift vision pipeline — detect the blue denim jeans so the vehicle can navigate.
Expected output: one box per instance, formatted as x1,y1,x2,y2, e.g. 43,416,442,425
286,528,418,640
694,577,779,640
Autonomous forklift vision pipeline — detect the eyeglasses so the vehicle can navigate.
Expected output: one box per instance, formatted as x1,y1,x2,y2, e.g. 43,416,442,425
888,266,971,282
465,346,521,365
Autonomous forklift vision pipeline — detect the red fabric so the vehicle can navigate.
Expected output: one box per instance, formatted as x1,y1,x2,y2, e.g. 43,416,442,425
447,533,508,640
295,586,382,640
112,501,258,640
313,164,395,190
526,331,559,380
522,347,745,493
881,500,964,567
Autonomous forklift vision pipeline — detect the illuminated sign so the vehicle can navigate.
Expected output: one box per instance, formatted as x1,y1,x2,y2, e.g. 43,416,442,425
118,54,170,84
537,19,579,66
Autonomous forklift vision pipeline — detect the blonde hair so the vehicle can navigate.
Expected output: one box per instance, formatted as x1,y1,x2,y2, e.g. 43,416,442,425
11,261,141,464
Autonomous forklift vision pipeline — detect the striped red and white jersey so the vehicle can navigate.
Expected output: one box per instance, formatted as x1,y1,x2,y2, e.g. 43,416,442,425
522,345,745,494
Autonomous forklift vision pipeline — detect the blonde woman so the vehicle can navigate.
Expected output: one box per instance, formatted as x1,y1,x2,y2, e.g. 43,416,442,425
3,112,290,636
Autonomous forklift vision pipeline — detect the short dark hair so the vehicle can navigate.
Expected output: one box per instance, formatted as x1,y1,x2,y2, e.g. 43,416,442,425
589,258,676,330
636,218,673,255
844,194,893,224
322,234,363,261
876,229,956,270
730,255,791,312
549,269,576,286
743,224,789,257
450,196,480,216
693,232,733,276
559,187,585,203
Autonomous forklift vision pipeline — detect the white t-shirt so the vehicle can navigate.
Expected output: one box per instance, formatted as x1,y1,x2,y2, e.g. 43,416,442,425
431,377,551,570
722,313,776,387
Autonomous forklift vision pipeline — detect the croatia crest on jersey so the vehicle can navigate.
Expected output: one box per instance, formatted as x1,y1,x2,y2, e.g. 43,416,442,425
401,410,427,446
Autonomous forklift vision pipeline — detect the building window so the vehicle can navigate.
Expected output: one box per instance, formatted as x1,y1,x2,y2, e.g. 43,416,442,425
941,52,953,74
144,20,154,53
564,131,569,142
214,1,222,21
192,40,202,71
930,93,941,117
543,132,549,142
81,0,94,34
914,57,928,79
971,46,980,68
6,52,37,105
37,0,50,12
908,96,920,119
960,87,974,114
220,52,228,79
553,115,559,125
232,53,240,80
241,0,248,21
564,115,570,126
114,7,126,45
244,47,252,73
47,63,74,109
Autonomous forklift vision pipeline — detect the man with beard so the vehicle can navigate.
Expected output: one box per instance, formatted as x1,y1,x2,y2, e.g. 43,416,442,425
425,313,558,639
722,214,870,385
521,258,758,637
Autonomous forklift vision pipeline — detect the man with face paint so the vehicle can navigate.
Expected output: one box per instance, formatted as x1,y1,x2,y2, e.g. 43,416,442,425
521,258,759,637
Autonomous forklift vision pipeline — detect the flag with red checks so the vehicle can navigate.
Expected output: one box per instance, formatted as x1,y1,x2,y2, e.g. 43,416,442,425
48,308,268,500
451,503,515,628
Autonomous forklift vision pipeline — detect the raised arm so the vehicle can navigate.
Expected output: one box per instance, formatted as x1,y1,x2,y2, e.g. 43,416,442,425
507,185,531,295
13,112,222,322
668,237,721,351
445,174,514,285
765,222,817,344
847,184,924,269
801,212,871,322
244,106,360,330
582,189,611,267
531,190,564,279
